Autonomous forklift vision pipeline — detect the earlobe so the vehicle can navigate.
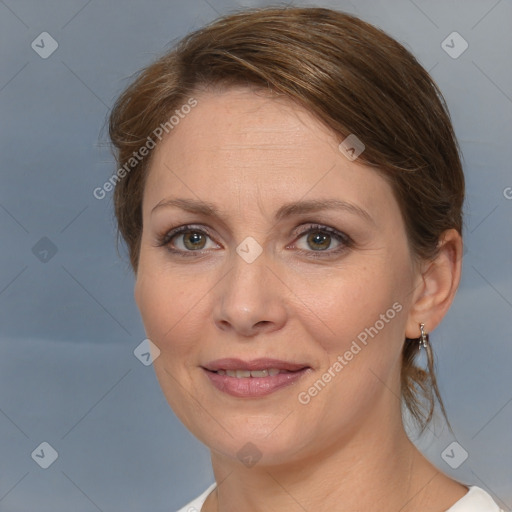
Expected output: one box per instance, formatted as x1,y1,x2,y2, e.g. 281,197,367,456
405,229,463,338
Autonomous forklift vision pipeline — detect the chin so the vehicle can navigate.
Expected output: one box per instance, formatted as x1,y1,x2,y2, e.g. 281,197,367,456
186,408,318,467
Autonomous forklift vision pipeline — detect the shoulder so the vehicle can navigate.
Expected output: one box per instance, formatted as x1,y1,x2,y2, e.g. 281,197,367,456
446,486,505,512
176,483,217,512
176,484,504,512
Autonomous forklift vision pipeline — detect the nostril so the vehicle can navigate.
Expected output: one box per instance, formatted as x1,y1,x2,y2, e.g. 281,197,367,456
217,320,231,330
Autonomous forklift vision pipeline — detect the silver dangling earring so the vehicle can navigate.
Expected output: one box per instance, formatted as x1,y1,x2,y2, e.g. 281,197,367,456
419,323,429,350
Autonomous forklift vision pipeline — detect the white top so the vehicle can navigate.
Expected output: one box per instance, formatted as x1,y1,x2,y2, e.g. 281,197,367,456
177,484,505,512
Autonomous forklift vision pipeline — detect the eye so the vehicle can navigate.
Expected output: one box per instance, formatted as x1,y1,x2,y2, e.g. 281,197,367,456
293,224,351,254
177,231,209,250
303,231,333,251
158,225,219,253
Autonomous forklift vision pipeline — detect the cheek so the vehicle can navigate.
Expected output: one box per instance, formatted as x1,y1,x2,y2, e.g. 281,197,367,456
134,266,211,424
293,268,408,428
134,264,208,362
289,255,411,419
293,260,408,354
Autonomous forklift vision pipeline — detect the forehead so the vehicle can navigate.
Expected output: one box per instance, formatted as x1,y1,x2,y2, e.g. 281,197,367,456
142,87,394,219
164,87,339,161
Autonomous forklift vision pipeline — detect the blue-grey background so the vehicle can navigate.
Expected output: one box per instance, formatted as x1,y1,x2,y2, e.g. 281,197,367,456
0,0,510,510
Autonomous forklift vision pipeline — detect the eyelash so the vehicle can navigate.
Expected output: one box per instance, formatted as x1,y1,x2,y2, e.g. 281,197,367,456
156,223,353,259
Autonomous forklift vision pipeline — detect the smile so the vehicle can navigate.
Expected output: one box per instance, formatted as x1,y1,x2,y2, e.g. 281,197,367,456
202,358,311,397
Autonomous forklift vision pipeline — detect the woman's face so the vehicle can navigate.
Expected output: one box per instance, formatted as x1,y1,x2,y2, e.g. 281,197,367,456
135,87,420,465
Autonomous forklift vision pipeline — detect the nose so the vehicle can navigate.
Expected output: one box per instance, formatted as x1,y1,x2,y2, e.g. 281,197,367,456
212,251,288,338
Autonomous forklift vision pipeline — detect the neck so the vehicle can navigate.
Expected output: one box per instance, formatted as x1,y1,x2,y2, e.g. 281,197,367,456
204,408,466,512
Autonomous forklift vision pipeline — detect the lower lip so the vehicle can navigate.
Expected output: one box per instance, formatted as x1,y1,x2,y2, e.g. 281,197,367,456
203,368,310,398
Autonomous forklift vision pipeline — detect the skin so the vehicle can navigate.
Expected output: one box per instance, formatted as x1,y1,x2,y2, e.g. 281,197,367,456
134,87,466,512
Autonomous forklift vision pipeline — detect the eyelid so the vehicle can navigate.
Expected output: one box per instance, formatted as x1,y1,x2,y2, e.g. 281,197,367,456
293,223,348,238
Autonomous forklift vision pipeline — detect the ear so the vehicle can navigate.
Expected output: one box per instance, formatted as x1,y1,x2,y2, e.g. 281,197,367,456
405,229,463,339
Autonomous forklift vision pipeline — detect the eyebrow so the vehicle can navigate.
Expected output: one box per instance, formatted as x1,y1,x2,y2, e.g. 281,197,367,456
151,197,374,225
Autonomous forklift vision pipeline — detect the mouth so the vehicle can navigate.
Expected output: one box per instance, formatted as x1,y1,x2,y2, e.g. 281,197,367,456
202,358,311,398
214,368,292,378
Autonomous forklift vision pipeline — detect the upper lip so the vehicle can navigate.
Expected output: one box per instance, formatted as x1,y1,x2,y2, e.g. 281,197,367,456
203,358,309,372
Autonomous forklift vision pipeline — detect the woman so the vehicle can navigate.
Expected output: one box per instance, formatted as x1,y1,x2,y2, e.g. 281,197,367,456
108,7,504,512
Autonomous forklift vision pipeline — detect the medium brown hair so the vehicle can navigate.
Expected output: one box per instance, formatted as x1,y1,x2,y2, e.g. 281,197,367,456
109,7,464,430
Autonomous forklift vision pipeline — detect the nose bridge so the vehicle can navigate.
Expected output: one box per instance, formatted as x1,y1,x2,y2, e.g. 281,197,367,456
213,243,287,335
224,245,272,312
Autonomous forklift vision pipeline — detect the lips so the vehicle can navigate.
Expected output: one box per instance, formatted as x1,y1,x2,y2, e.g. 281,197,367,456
202,358,311,398
203,358,308,372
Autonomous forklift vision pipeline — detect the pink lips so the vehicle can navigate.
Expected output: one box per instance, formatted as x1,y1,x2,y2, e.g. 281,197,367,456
202,358,311,398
